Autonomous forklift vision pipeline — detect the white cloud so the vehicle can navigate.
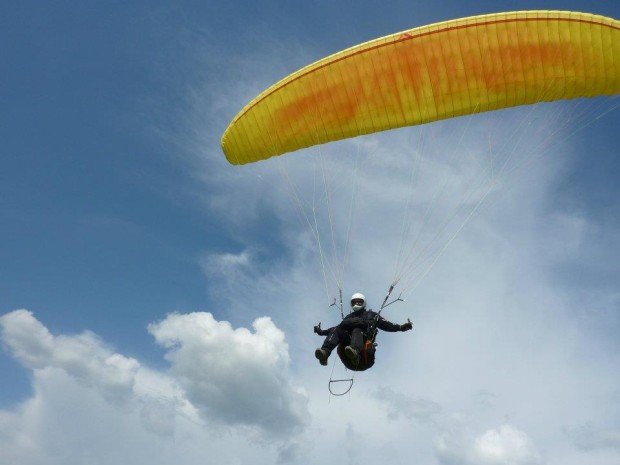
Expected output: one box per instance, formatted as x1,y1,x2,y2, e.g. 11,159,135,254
434,423,541,465
199,250,259,301
371,387,542,465
0,310,140,406
201,250,252,277
0,309,308,464
148,311,309,437
0,368,277,465
473,425,542,465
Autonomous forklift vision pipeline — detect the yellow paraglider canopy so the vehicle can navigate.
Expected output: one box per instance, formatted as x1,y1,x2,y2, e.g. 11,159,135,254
221,10,619,165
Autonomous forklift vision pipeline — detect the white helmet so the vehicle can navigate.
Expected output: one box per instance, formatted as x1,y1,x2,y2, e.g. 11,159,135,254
350,293,366,311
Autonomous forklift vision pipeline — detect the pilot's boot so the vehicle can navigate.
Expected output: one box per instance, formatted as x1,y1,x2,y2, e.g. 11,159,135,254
344,345,360,365
315,348,329,366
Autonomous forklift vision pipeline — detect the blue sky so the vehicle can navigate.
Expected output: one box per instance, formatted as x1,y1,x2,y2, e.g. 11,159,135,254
1,1,619,464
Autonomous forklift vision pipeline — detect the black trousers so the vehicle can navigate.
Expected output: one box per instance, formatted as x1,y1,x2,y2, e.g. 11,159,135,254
321,326,365,355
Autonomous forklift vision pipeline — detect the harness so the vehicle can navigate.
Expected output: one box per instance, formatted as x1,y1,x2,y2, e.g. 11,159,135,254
327,286,405,397
329,312,378,396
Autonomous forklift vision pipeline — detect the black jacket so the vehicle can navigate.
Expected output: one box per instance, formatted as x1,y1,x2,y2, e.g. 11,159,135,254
317,308,402,335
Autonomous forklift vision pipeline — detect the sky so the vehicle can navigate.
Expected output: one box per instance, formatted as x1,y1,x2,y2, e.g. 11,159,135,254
1,1,619,464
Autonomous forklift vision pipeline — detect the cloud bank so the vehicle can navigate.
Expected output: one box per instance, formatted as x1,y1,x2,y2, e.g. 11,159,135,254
0,309,308,464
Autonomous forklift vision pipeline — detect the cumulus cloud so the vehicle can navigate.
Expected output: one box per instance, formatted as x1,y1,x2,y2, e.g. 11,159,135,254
0,310,206,465
0,368,278,465
0,308,308,465
148,311,308,437
0,309,140,406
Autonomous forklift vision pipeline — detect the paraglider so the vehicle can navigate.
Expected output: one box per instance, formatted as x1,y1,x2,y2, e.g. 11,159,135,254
314,292,412,370
220,10,619,393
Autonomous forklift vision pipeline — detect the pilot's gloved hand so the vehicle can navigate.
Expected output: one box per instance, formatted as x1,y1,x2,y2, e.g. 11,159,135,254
400,321,413,331
314,324,322,334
